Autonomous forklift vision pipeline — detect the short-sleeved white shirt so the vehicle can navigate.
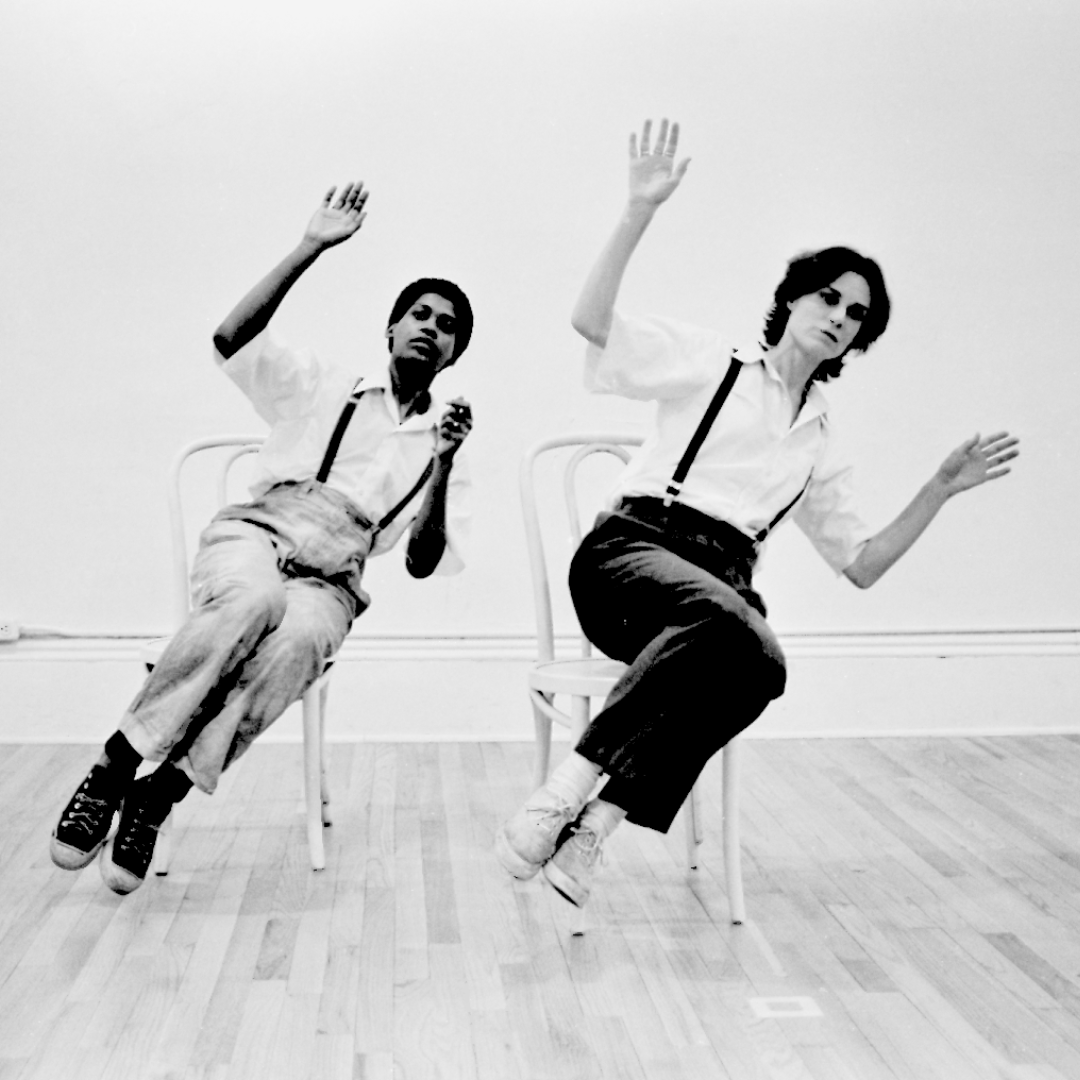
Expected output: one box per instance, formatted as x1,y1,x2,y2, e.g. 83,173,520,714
215,328,469,574
585,311,872,574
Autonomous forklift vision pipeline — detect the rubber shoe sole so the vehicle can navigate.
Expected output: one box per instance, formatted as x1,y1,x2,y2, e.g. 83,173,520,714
493,825,545,881
50,827,112,871
100,835,148,895
542,857,590,907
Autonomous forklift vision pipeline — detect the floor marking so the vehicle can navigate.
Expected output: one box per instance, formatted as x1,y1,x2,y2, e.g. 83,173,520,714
748,996,823,1018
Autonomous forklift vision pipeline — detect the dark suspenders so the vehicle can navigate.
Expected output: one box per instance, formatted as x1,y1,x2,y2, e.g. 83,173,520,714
663,351,812,543
374,459,435,532
663,354,742,506
315,379,436,533
316,380,367,484
754,476,811,544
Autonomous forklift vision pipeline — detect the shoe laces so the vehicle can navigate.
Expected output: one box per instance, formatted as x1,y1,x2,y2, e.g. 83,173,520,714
114,805,160,871
63,790,112,835
566,825,604,868
523,795,577,837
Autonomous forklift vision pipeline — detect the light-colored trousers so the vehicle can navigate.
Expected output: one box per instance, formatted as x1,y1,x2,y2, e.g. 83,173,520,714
119,480,373,793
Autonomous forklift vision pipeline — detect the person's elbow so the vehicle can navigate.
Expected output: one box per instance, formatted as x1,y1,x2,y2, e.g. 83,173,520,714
406,554,436,579
843,557,881,589
843,566,872,589
570,309,608,349
405,536,442,579
212,326,237,361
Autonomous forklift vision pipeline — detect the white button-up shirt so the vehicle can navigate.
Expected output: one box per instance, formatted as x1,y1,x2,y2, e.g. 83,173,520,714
585,311,872,573
215,328,469,574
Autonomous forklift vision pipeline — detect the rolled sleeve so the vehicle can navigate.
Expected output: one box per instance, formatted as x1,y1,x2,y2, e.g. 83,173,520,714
792,444,874,575
214,328,323,424
585,310,726,400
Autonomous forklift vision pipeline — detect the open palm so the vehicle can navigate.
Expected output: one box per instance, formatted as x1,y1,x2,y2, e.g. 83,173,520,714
629,118,691,206
304,181,369,249
937,432,1020,495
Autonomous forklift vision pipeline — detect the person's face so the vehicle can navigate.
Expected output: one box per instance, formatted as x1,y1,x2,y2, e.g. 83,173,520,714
784,271,870,361
386,292,459,377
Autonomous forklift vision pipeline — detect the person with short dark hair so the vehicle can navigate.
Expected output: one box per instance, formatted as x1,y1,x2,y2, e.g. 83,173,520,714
51,182,475,893
496,120,1019,909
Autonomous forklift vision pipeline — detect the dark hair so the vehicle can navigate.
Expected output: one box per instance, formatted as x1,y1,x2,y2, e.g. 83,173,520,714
387,278,474,361
762,247,890,383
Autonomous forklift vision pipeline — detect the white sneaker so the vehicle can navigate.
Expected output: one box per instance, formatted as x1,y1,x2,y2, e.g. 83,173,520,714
542,823,603,907
494,786,581,881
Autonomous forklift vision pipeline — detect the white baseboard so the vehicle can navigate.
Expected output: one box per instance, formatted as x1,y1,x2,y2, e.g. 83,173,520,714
1,629,1078,745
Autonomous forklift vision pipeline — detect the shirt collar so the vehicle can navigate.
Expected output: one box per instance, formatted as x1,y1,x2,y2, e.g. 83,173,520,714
750,344,831,428
363,370,446,430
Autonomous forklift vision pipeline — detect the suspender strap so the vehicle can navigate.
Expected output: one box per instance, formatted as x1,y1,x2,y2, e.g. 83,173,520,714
663,353,742,507
753,473,812,544
316,379,367,483
315,377,437,534
374,457,436,533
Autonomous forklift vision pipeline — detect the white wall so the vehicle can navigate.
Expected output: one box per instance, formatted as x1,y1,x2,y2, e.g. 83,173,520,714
0,2,1076,689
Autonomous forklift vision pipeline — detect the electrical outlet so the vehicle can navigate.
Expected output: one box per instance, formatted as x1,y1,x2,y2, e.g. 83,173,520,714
0,621,20,643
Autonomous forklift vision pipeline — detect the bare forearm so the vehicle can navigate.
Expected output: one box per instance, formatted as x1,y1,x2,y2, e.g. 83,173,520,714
213,238,324,359
844,431,1019,588
405,457,454,578
571,201,658,347
845,477,951,588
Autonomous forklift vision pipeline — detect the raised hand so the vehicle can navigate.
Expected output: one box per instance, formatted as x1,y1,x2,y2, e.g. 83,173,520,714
436,398,473,460
629,118,691,207
935,432,1020,496
303,182,369,250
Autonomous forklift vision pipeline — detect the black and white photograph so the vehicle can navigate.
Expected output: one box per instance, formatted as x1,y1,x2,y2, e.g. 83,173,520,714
0,1,1075,1077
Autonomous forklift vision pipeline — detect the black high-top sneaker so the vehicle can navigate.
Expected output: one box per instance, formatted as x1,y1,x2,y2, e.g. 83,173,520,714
50,764,127,870
100,773,178,894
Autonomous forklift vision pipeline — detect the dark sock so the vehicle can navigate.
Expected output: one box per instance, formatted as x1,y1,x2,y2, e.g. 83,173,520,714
102,731,142,782
142,763,194,822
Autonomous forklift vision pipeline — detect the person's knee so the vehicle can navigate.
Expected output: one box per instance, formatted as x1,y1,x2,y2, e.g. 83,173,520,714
205,579,288,634
267,595,347,667
759,645,787,701
693,606,787,701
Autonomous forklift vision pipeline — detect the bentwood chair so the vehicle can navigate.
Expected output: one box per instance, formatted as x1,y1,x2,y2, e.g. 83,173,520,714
520,433,746,924
145,436,334,874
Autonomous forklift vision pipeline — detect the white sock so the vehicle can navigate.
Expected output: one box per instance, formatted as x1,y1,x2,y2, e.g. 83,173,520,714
579,798,627,840
543,751,602,808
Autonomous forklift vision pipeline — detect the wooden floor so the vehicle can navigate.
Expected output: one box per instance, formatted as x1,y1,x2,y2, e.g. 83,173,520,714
3,735,1080,1079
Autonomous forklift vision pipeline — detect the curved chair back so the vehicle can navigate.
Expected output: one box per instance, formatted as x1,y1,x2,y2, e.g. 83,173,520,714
150,433,337,874
165,436,265,626
519,432,644,663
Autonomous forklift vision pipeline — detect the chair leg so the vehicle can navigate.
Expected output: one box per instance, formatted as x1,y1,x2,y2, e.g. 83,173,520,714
302,681,326,871
153,810,173,876
684,783,703,872
531,692,554,791
569,695,591,748
318,675,331,826
722,739,745,925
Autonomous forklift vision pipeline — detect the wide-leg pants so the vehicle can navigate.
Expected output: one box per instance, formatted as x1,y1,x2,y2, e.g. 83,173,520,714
568,500,787,832
119,480,373,793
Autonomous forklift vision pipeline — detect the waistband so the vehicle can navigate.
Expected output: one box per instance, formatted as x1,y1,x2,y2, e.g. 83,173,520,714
614,496,759,566
260,478,376,531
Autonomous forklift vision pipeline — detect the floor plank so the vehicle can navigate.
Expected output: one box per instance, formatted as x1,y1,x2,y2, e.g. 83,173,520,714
7,736,1080,1078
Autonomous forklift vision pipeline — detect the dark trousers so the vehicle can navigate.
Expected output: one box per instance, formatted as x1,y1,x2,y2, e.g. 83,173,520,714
568,498,787,832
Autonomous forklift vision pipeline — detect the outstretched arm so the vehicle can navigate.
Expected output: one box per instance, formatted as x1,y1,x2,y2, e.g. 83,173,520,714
844,432,1020,588
406,399,473,578
571,118,691,348
213,182,369,360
